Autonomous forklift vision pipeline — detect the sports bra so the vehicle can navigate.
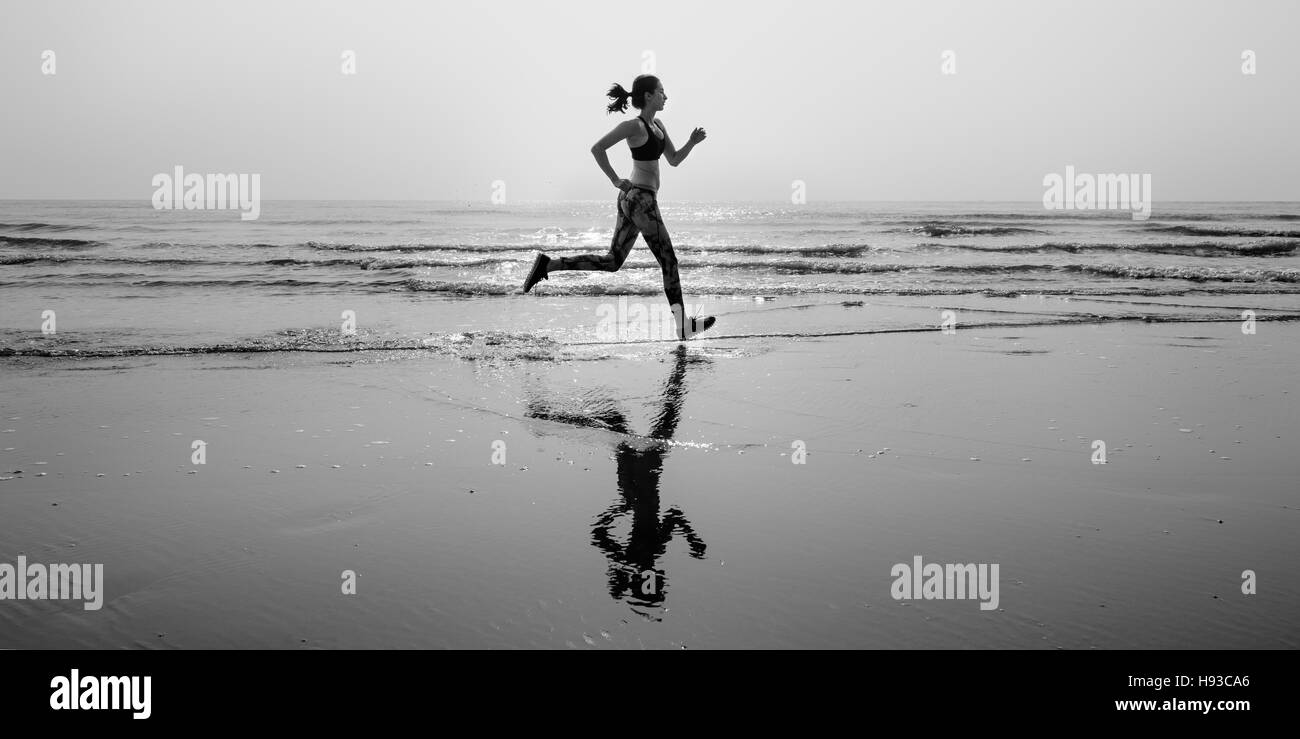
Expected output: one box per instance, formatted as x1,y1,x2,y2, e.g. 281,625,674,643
629,115,665,161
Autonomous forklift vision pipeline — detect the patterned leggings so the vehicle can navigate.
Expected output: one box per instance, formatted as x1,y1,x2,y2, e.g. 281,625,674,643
548,186,683,307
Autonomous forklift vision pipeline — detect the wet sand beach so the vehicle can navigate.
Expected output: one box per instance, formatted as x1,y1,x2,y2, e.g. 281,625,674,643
2,311,1296,649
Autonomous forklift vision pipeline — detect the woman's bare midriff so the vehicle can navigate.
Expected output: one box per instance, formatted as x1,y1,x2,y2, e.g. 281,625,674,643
628,159,659,193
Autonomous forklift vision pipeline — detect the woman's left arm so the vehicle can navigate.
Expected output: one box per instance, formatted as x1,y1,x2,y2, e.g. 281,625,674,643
661,122,707,167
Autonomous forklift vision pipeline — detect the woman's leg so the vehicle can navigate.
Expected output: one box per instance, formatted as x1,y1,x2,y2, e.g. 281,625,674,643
621,189,683,307
624,190,715,339
547,189,640,273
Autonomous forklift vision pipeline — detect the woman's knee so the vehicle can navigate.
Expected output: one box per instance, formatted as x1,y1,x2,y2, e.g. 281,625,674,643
600,249,628,272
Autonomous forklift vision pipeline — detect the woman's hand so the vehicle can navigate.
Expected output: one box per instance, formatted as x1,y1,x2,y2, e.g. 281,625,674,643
689,127,707,145
613,178,632,192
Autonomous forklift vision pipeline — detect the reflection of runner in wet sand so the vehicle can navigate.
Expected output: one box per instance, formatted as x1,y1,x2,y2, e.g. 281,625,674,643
521,74,716,341
524,346,707,611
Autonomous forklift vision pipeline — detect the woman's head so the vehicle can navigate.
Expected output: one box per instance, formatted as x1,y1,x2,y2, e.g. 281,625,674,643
606,75,665,114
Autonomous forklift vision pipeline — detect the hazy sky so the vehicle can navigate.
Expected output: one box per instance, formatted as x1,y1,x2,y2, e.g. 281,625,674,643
2,0,1296,201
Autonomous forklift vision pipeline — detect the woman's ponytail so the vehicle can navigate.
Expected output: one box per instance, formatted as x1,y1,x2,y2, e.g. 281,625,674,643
605,82,631,114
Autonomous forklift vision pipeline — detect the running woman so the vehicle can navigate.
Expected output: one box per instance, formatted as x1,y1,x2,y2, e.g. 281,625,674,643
521,74,716,340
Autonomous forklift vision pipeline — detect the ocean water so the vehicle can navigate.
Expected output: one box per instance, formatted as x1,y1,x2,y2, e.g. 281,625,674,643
2,199,1299,357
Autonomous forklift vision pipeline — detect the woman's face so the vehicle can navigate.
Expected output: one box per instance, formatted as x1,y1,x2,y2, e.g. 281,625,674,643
648,83,666,110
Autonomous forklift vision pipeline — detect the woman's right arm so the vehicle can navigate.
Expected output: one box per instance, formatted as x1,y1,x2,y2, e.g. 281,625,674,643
591,121,635,188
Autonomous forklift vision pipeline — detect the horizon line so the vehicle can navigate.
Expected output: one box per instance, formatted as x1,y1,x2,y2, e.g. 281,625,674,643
1,198,1297,205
